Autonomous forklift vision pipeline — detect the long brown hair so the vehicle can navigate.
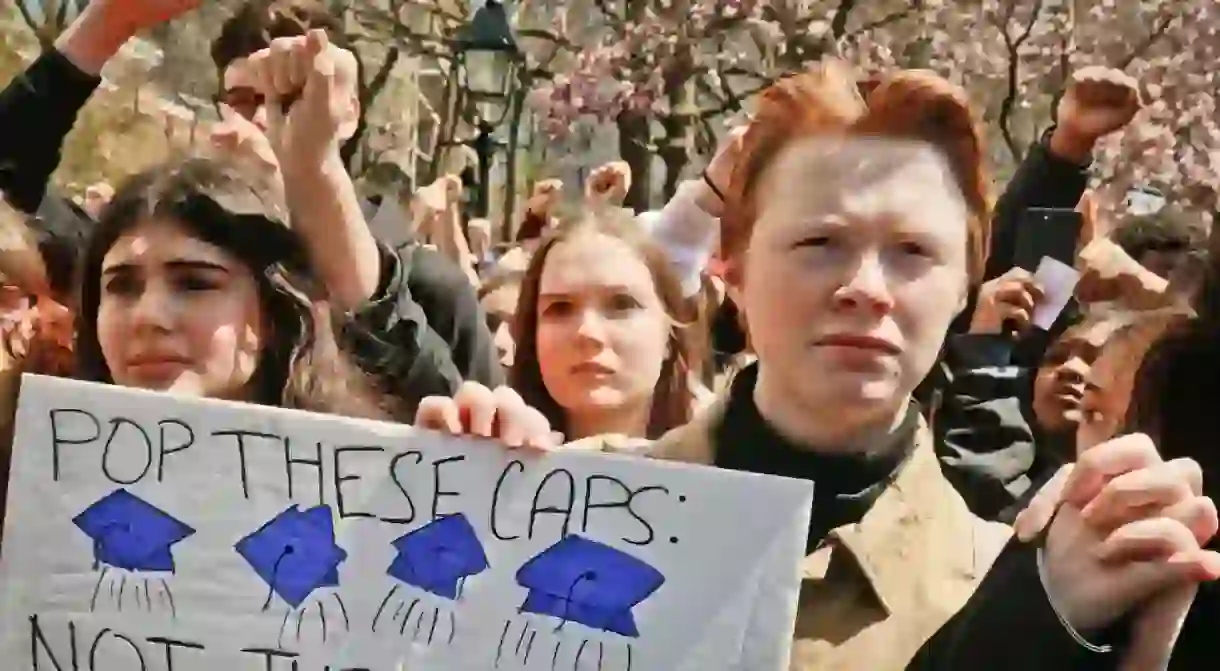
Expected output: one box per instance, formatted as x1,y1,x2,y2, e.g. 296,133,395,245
722,59,992,285
75,156,397,420
509,207,702,439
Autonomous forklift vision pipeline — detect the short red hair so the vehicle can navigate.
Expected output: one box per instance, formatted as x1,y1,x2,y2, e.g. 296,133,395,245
722,60,992,285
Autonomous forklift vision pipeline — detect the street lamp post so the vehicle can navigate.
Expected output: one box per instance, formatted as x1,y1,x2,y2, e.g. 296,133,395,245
452,0,521,219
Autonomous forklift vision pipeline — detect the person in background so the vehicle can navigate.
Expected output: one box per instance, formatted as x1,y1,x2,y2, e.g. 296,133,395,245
466,217,495,277
80,181,115,220
0,0,502,411
516,179,564,244
477,270,523,368
509,208,704,441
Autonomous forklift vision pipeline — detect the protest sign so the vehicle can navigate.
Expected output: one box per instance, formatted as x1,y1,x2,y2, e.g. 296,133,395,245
0,375,812,670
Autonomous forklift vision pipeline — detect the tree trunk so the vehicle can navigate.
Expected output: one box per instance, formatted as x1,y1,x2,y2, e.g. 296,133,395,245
658,81,691,201
617,110,653,212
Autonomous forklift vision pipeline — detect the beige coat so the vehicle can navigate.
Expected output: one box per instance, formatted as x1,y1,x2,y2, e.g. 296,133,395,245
578,396,1012,670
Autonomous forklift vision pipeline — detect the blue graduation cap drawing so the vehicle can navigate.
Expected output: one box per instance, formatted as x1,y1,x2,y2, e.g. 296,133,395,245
73,489,196,573
387,513,490,600
235,505,347,609
515,535,665,638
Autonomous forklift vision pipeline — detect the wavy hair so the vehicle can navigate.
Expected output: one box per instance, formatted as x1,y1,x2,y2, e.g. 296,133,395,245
74,156,396,420
721,59,992,285
509,207,703,439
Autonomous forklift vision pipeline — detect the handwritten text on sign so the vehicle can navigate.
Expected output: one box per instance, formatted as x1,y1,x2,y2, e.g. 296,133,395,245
0,375,811,671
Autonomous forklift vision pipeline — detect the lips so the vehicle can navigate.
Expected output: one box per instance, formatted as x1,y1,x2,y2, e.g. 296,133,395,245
126,356,190,377
571,361,616,376
815,333,902,355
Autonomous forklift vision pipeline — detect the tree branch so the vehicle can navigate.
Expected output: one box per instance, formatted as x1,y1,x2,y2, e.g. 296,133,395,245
1116,11,1176,69
996,0,1045,162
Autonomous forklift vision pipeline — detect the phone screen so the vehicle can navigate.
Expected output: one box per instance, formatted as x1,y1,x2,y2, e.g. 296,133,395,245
1013,208,1083,272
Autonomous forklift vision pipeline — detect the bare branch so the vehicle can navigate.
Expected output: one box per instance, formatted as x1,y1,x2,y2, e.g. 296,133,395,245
997,0,1046,162
1116,11,1177,69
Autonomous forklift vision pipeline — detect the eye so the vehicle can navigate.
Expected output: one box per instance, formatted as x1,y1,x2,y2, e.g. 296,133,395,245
896,240,932,257
541,300,573,317
793,235,832,249
102,274,140,297
607,293,642,313
174,272,223,292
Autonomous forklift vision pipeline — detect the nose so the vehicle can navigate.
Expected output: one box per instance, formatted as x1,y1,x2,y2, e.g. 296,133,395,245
130,285,175,335
574,307,609,345
832,251,894,315
1056,356,1089,384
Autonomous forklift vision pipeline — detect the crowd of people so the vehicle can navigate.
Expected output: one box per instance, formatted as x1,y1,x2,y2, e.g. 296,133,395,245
1,0,1219,669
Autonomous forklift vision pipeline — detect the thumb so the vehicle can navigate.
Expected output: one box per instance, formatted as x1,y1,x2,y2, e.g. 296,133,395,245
1119,583,1196,671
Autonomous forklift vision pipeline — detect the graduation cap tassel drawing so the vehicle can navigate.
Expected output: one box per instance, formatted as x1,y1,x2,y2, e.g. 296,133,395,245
371,513,490,647
73,489,196,618
235,504,351,647
494,535,664,671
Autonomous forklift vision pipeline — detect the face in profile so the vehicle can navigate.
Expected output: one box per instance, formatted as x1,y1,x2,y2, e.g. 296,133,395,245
534,231,671,424
96,218,267,399
1032,321,1116,434
738,138,970,425
481,280,520,367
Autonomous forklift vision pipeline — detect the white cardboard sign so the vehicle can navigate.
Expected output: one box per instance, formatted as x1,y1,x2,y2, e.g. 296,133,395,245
0,375,812,671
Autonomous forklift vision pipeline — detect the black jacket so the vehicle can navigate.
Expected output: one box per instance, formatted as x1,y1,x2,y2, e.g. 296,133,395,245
0,50,502,409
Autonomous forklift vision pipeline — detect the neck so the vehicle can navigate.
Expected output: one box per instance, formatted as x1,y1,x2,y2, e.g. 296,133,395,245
566,399,653,441
753,364,910,454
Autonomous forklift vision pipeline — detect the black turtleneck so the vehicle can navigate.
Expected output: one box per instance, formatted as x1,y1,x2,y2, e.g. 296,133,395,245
714,365,919,554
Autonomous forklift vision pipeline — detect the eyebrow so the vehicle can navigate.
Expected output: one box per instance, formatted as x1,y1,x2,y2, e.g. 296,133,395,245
102,259,232,277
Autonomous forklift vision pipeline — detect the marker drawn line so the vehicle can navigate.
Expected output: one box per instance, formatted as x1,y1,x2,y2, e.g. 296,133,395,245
295,607,304,641
372,585,399,632
159,579,177,620
332,593,350,630
575,640,589,671
89,567,109,612
319,601,328,642
551,639,561,671
524,629,537,663
413,607,426,639
626,644,633,671
494,619,510,668
276,609,291,648
427,607,440,644
598,641,604,671
448,611,457,645
117,574,127,611
143,578,152,611
400,598,419,636
515,623,529,655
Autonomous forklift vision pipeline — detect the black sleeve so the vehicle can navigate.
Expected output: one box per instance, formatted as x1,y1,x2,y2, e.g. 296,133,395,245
984,130,1092,281
343,243,502,413
0,50,101,214
934,335,1046,521
405,246,504,388
907,540,1121,671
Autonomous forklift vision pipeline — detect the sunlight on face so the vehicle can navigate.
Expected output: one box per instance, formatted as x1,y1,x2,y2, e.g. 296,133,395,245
535,232,671,425
96,218,266,399
1032,322,1116,433
741,137,970,424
